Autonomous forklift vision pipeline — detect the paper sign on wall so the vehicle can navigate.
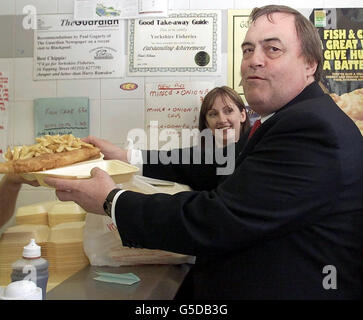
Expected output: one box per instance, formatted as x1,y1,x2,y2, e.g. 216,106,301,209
34,97,90,138
145,81,214,149
307,8,363,135
128,10,221,76
34,14,124,80
0,68,9,155
74,0,168,20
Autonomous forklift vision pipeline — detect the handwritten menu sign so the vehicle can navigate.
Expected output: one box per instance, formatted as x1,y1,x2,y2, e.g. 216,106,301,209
34,97,89,138
0,69,9,155
145,81,214,149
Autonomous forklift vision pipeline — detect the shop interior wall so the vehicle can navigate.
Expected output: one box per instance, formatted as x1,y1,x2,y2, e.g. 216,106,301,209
0,0,361,234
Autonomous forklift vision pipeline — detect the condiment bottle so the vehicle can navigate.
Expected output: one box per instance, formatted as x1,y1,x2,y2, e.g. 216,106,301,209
11,239,49,300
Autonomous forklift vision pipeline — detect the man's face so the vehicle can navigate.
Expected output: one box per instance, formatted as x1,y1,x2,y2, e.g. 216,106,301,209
241,12,316,116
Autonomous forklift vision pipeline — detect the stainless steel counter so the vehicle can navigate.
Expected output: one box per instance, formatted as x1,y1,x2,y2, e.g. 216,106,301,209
46,264,191,300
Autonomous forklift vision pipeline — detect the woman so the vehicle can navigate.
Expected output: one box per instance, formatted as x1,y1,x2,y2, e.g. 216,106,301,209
199,86,250,147
83,86,250,190
85,86,250,159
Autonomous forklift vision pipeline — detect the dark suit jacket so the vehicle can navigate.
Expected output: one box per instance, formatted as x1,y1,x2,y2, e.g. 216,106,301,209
140,136,248,191
115,82,363,299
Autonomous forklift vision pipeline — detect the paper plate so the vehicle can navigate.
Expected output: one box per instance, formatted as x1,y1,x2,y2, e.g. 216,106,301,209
21,159,139,188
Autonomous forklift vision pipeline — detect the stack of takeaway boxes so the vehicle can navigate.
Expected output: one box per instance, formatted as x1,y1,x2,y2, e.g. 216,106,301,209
0,201,89,287
0,176,193,289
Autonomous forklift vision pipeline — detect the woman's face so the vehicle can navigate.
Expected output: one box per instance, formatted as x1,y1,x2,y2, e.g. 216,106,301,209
205,95,246,145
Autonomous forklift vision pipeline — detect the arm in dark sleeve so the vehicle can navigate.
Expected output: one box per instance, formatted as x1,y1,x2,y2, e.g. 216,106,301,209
141,146,221,191
115,111,344,256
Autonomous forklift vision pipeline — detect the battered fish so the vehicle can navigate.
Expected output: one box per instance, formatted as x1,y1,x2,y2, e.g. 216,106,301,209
0,147,100,173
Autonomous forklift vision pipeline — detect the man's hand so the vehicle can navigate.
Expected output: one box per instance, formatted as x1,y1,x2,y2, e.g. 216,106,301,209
82,136,128,162
44,167,117,215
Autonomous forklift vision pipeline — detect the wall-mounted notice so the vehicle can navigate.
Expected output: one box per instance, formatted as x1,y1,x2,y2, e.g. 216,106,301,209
227,9,251,104
145,81,214,149
128,10,221,76
74,0,168,21
0,68,9,155
34,14,124,80
34,97,90,138
307,8,363,135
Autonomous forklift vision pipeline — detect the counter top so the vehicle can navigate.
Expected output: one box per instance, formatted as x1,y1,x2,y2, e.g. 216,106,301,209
46,263,191,300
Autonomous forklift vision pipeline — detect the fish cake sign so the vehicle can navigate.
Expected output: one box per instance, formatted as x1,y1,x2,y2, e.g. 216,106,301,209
34,97,89,138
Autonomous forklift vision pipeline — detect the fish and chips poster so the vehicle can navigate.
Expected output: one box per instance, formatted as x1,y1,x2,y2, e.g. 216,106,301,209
309,8,362,134
228,8,362,134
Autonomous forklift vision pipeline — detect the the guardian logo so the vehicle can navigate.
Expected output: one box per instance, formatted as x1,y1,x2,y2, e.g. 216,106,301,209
60,19,119,27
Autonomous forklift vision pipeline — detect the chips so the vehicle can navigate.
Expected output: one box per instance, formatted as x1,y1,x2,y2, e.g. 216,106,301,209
5,134,94,161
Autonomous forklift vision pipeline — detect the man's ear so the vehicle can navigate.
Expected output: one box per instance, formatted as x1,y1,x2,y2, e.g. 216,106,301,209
306,60,318,79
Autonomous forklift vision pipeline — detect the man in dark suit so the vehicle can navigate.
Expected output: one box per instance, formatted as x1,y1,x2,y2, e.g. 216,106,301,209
45,5,363,299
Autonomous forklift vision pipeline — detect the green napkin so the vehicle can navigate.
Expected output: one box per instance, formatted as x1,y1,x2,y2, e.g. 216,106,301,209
93,271,140,285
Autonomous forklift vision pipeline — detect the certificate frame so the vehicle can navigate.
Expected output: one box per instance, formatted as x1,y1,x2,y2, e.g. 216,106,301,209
128,10,221,76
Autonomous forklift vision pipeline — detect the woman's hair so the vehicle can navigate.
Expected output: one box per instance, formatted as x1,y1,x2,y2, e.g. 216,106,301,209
198,86,251,135
249,5,323,81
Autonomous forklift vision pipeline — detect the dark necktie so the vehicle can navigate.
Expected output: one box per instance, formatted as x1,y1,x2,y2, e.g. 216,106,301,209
248,119,261,139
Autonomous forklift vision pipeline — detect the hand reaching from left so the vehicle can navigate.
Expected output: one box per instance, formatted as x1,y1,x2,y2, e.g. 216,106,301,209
5,174,40,187
0,175,39,228
44,167,117,215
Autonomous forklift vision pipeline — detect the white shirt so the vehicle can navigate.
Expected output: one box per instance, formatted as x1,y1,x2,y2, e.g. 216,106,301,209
260,113,275,123
110,148,142,226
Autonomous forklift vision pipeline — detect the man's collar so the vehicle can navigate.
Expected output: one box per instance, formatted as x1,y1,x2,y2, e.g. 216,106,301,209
260,113,274,123
283,81,324,109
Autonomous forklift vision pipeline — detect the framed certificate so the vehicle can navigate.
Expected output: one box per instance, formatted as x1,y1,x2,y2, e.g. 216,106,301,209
128,10,221,76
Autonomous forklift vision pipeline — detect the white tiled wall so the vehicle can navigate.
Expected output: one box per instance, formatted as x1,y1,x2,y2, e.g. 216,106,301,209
0,0,362,230
0,0,15,15
57,79,101,99
15,0,58,15
100,99,145,145
14,58,57,100
57,0,75,13
12,100,35,145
